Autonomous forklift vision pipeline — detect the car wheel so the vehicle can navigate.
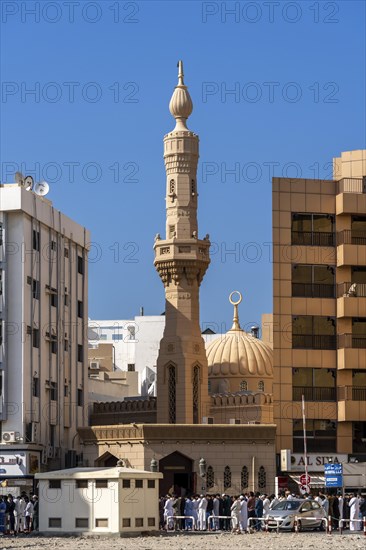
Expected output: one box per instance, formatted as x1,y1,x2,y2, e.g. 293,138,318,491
297,520,302,532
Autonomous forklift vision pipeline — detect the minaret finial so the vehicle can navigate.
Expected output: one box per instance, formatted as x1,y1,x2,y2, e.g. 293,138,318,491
178,60,184,86
229,291,243,330
169,60,193,131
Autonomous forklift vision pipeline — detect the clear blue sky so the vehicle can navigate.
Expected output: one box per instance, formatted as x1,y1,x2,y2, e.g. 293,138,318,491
1,1,365,332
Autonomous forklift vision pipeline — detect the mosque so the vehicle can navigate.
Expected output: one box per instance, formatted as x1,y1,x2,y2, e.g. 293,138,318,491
79,62,276,496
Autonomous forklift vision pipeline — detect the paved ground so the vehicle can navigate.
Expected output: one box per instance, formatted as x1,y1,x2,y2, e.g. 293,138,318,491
0,532,365,549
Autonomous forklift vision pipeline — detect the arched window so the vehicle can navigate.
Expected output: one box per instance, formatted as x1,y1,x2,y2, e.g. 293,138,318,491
240,380,247,391
258,466,266,489
224,466,231,489
258,380,264,391
241,466,249,490
208,379,212,393
168,365,176,424
193,366,200,424
169,179,175,194
206,466,214,489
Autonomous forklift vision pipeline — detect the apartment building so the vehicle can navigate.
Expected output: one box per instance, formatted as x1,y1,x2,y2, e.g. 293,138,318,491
0,182,89,491
273,150,366,465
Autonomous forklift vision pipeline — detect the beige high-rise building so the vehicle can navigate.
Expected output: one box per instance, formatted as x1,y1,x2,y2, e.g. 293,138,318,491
0,183,89,491
273,150,366,463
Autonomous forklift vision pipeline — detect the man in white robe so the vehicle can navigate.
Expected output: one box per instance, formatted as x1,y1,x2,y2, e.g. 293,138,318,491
198,494,208,530
239,495,248,532
349,493,360,531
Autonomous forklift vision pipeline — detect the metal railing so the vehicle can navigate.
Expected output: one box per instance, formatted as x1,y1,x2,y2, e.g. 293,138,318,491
293,386,336,402
338,386,366,401
337,178,364,194
337,282,366,298
292,334,337,350
165,515,196,530
292,283,335,299
337,230,366,246
292,231,335,247
338,333,366,349
339,517,366,535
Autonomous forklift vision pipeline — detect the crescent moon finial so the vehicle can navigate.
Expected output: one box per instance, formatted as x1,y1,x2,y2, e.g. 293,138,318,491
229,291,242,330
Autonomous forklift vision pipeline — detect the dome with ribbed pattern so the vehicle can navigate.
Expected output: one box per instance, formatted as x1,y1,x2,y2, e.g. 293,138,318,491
169,60,193,131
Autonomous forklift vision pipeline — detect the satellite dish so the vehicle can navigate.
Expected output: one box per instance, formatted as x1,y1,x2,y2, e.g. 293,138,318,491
33,181,49,196
15,171,24,185
24,175,34,191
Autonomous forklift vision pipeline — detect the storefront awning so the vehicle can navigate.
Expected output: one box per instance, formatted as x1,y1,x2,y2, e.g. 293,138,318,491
288,474,326,487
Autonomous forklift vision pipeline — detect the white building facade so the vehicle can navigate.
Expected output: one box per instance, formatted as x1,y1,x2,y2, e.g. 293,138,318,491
0,183,89,492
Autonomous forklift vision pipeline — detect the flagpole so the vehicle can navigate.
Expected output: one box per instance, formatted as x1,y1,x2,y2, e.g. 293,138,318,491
302,394,309,491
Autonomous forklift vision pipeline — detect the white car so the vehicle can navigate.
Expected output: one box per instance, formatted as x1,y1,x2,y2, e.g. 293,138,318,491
267,499,327,531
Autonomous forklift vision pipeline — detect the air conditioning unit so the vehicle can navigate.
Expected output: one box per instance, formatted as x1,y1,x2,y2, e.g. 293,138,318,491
229,418,241,425
202,416,214,424
2,431,18,443
90,361,100,370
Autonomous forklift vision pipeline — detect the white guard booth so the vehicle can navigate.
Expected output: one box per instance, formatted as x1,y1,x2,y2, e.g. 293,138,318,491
36,466,162,534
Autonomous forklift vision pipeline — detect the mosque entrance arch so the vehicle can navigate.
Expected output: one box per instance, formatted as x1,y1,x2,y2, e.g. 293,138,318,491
159,451,194,497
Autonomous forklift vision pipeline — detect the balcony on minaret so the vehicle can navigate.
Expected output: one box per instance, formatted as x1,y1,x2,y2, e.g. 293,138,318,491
154,237,210,265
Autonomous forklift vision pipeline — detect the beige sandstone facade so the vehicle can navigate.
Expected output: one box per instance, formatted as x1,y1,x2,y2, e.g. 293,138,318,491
273,149,366,458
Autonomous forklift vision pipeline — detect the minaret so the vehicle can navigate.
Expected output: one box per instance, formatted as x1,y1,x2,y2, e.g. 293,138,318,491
154,61,210,424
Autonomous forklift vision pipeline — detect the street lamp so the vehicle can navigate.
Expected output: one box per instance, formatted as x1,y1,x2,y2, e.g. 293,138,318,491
150,458,158,473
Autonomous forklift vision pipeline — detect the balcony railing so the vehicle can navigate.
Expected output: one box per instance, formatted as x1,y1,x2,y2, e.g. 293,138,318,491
337,282,366,298
293,386,336,401
292,334,337,350
338,333,366,349
338,386,366,401
337,230,366,246
292,231,335,247
337,178,364,194
292,283,335,298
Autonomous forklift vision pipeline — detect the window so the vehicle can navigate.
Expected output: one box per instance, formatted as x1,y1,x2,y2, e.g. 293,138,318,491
64,384,68,397
191,179,195,194
48,518,61,528
240,380,248,391
168,364,176,424
147,480,155,489
32,328,40,349
77,256,84,275
169,179,175,194
64,339,68,352
99,334,107,341
135,518,143,527
224,466,231,489
51,340,57,354
135,479,143,488
95,479,108,489
122,479,131,488
112,334,123,341
64,294,69,307
258,381,264,391
95,518,108,528
169,225,175,238
76,480,88,489
293,419,337,452
258,466,266,489
32,230,40,251
75,518,88,528
77,389,83,407
148,518,155,527
51,294,58,308
292,213,335,246
32,377,39,398
292,315,336,349
64,247,69,258
28,279,40,300
193,365,200,424
50,424,55,446
51,240,57,251
77,345,83,362
292,368,336,401
241,466,249,490
127,325,135,340
122,518,131,527
49,480,61,489
353,422,366,453
127,364,135,372
77,301,83,318
206,466,214,489
292,264,335,298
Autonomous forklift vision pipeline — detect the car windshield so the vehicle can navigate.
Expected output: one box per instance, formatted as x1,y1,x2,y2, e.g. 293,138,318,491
272,500,301,511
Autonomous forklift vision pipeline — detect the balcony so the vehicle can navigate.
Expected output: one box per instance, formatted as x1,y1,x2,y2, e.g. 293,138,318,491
337,178,364,194
336,179,366,215
338,333,366,349
292,334,337,350
337,282,366,317
292,231,335,247
338,386,366,421
337,231,366,267
293,386,336,402
292,283,335,299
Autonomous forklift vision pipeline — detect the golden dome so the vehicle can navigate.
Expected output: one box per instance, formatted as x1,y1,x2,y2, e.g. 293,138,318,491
207,291,273,380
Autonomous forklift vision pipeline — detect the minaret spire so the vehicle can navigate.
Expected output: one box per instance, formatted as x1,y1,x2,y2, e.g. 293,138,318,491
169,59,193,131
229,291,243,331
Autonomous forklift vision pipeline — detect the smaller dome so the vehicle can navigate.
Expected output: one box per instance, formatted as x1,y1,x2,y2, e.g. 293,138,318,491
207,291,273,380
169,61,193,131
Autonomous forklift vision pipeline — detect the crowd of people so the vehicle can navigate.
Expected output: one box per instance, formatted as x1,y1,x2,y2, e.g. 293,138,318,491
159,489,366,533
0,493,38,536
